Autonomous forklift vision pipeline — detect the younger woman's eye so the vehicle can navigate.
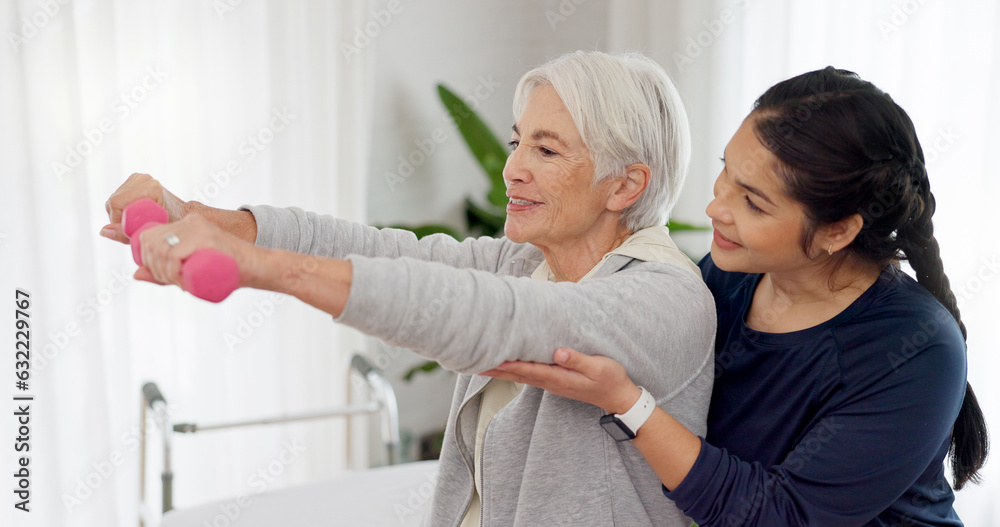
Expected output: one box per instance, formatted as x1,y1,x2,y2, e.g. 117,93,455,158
744,195,764,214
508,140,519,151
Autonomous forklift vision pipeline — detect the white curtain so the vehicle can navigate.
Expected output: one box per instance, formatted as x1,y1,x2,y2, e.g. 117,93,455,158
3,1,997,526
608,0,1000,524
0,1,371,526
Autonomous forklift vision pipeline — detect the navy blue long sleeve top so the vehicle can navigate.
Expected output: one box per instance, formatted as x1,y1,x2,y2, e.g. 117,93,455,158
664,255,968,526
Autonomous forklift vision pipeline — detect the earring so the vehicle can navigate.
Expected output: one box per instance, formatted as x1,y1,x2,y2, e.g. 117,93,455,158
827,244,834,256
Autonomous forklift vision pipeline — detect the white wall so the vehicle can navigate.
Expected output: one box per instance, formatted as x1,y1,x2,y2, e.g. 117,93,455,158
365,0,614,227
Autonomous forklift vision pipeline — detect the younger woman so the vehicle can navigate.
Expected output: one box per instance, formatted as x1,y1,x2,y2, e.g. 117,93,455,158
484,67,989,526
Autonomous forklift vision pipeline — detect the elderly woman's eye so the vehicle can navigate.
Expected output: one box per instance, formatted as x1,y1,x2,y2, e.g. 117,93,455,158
539,147,557,156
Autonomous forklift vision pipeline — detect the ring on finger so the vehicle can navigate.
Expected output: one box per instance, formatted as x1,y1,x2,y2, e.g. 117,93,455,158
164,233,180,247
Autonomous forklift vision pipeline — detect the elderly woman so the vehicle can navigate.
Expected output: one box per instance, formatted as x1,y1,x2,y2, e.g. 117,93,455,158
101,51,715,526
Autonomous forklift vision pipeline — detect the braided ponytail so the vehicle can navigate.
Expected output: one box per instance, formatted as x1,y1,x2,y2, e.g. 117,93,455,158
751,66,988,489
900,169,988,489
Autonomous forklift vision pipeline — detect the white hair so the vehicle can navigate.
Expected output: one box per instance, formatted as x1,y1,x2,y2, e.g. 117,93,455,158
512,51,691,231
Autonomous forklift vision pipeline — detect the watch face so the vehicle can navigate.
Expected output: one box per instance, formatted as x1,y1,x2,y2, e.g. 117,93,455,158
600,414,636,441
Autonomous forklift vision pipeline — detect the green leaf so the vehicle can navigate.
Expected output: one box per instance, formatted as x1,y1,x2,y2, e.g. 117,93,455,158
384,224,463,240
437,84,509,209
666,219,711,232
403,360,442,382
464,197,506,237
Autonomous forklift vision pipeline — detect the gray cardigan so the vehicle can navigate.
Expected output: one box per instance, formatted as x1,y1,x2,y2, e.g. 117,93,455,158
245,205,716,527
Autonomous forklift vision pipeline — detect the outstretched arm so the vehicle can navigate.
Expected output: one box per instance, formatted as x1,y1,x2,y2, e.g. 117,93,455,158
124,209,714,395
103,173,516,272
128,212,354,317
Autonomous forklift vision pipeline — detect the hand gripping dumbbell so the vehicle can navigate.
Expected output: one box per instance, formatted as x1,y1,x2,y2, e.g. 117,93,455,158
122,198,240,303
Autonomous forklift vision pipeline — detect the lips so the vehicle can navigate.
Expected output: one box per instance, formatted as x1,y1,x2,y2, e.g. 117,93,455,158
712,227,742,250
506,195,541,212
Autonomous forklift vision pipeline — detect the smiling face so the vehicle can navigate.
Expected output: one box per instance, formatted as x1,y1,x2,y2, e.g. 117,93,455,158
503,84,619,251
706,116,822,274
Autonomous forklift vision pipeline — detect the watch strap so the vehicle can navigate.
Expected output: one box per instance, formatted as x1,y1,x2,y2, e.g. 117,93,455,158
615,386,656,436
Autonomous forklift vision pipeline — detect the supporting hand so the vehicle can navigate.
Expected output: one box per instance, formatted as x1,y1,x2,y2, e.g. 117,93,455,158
481,348,642,414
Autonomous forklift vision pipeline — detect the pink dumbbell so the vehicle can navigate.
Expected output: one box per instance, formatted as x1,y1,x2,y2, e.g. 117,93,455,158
122,198,240,303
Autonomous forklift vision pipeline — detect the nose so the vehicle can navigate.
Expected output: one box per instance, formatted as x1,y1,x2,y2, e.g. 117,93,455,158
502,145,531,187
705,173,731,224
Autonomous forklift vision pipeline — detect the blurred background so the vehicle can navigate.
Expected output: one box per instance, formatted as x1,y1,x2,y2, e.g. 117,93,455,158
0,1,997,525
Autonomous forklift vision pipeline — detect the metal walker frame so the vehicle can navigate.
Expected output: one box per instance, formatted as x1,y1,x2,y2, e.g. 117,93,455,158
138,354,400,526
